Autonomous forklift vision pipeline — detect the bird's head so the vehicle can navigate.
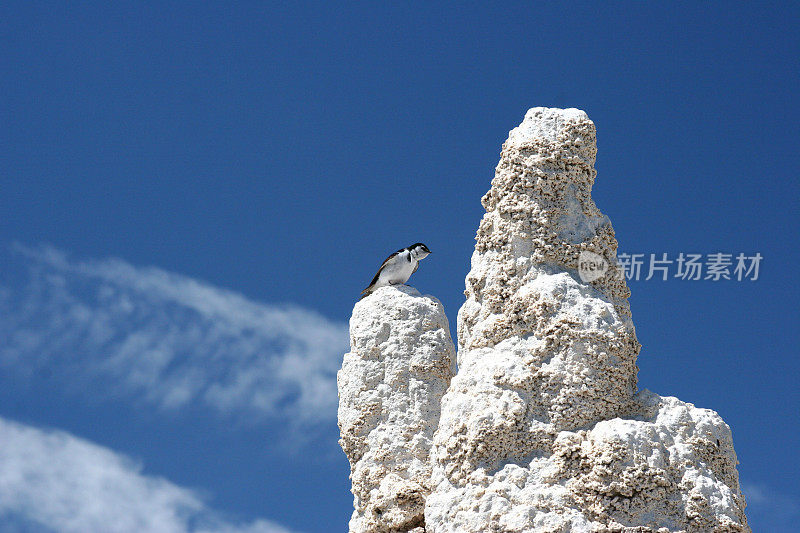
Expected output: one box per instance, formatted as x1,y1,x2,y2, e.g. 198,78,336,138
409,243,431,260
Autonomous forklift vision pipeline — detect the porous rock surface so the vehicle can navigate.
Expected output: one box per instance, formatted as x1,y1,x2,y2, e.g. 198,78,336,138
338,285,457,533
426,108,749,532
339,108,749,532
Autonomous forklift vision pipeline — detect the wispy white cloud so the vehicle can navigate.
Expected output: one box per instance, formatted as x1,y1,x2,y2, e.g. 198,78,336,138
0,416,294,533
741,481,800,532
0,244,348,430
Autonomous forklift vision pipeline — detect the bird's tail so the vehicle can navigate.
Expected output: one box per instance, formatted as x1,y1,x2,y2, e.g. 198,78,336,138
359,286,373,300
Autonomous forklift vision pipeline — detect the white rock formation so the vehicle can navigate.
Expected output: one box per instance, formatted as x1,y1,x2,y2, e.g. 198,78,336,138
339,108,748,533
338,285,457,533
425,108,749,532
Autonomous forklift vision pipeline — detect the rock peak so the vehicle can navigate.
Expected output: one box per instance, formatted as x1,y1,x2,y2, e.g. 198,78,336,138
506,107,590,146
462,106,630,354
338,285,456,532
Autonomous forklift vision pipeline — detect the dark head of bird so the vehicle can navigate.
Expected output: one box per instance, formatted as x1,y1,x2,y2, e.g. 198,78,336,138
409,243,431,259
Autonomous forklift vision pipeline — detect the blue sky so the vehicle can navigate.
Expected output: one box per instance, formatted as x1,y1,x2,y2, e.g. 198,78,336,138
1,2,798,532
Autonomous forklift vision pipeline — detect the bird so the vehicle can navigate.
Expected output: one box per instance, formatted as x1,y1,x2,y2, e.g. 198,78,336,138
360,243,432,298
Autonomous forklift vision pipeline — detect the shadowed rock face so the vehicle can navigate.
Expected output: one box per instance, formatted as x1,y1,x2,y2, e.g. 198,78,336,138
339,108,749,533
338,286,456,533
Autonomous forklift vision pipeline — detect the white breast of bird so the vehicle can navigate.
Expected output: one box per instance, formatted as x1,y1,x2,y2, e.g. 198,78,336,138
380,249,416,286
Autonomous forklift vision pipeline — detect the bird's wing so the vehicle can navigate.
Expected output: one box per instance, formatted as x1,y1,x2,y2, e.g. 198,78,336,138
361,250,402,295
